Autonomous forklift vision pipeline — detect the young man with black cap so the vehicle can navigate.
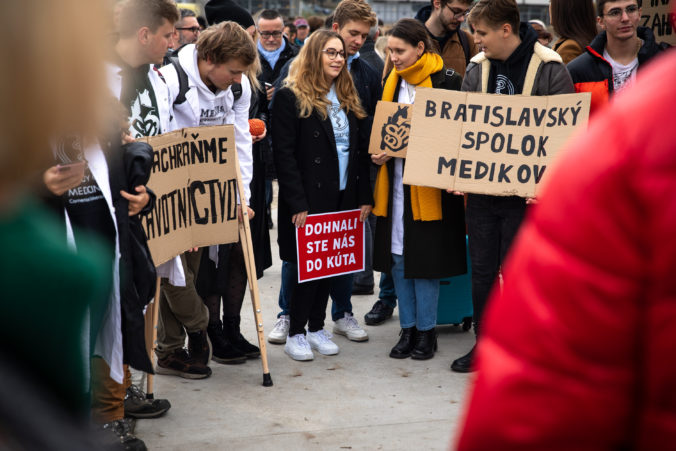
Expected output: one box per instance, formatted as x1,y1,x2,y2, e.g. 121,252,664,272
205,0,255,34
450,0,574,373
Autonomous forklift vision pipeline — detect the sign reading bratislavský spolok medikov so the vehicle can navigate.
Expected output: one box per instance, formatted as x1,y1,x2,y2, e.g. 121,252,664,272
403,88,591,198
140,125,240,265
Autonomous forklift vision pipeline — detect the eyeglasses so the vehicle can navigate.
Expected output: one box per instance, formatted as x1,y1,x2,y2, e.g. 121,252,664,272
322,48,346,60
259,30,283,38
602,4,640,19
176,26,200,33
444,4,470,19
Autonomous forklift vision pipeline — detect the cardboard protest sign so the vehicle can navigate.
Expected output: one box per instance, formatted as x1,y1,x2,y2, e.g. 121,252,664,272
641,0,675,46
296,210,364,283
368,101,411,158
140,125,239,265
402,88,590,197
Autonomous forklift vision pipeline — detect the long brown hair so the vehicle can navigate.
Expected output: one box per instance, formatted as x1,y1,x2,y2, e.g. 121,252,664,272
383,18,437,80
284,30,365,120
550,0,597,50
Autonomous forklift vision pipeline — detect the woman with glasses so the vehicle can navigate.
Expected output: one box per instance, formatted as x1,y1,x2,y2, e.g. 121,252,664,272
371,18,467,361
272,30,373,361
549,0,597,64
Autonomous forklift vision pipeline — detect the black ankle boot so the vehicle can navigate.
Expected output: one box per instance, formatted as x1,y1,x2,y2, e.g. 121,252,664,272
207,322,246,365
223,315,260,359
187,329,212,366
411,328,437,360
451,322,478,372
450,345,475,372
389,327,417,359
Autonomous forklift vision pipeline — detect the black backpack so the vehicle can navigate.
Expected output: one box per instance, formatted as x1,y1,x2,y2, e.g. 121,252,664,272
168,56,242,106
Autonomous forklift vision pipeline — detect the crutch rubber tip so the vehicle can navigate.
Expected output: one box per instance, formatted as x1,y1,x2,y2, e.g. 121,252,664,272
263,373,273,387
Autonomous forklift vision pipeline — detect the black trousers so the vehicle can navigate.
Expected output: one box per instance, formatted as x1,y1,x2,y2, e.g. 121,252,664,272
288,277,332,336
466,194,526,323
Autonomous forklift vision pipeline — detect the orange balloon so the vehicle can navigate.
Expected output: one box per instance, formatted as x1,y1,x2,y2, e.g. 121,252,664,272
249,118,266,137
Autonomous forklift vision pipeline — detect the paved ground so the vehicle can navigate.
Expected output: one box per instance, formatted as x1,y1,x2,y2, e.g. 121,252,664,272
136,191,474,450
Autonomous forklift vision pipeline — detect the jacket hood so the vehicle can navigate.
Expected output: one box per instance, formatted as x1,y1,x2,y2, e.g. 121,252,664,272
178,44,201,86
489,22,538,67
415,4,432,23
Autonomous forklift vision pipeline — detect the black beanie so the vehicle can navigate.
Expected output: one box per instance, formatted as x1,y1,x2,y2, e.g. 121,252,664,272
205,0,254,29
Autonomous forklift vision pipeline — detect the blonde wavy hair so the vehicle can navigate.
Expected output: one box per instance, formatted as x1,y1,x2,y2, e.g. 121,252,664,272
284,30,365,120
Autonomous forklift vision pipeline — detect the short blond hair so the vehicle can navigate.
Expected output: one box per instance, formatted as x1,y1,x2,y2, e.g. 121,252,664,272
197,21,257,66
333,0,377,28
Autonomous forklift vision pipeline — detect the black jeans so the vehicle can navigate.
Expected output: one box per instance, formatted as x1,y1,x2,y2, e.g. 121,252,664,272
288,277,332,336
466,194,526,323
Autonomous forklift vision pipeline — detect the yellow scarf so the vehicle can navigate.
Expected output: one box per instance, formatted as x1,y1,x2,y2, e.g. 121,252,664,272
373,52,444,221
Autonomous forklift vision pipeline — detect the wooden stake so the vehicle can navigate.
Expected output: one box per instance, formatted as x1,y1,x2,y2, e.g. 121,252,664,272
235,151,273,387
145,276,161,398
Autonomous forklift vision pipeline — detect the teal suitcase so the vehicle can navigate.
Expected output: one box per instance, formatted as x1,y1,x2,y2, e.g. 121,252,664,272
437,236,473,329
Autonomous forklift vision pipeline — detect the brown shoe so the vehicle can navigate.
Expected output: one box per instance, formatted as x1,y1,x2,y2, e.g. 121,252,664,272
156,349,212,379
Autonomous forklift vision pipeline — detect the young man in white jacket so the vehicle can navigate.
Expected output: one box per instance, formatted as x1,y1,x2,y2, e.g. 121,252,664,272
157,21,260,368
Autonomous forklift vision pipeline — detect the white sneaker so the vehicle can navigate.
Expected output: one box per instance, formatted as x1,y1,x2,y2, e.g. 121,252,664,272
333,313,369,342
284,333,314,361
268,315,290,344
306,329,340,355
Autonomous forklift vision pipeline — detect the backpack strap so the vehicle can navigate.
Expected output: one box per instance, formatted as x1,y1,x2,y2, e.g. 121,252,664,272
231,82,242,103
169,56,190,106
458,29,471,67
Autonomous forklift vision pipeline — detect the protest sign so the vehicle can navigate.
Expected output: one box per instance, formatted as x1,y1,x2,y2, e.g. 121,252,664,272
642,0,675,46
296,209,364,283
402,88,590,197
140,125,240,265
369,101,412,158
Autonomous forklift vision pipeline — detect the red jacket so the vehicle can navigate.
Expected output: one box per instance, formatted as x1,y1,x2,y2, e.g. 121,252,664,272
456,52,676,450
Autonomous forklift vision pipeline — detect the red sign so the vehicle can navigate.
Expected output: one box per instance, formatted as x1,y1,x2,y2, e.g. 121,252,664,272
296,209,365,283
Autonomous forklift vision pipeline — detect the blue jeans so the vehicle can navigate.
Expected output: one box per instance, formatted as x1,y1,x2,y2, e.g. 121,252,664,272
278,260,354,322
466,194,526,323
378,272,397,308
390,253,439,331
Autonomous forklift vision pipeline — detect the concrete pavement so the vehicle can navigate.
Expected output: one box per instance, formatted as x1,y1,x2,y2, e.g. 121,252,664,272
136,202,474,450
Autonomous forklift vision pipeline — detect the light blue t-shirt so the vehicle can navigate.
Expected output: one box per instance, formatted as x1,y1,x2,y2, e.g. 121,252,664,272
327,85,350,191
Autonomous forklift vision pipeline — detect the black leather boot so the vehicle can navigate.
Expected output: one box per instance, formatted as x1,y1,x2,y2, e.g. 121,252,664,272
389,327,417,359
411,328,437,360
223,315,260,359
451,322,478,372
207,322,246,365
187,329,212,366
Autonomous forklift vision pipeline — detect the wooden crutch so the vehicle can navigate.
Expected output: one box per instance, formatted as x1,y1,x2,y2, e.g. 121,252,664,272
234,151,273,387
144,276,161,398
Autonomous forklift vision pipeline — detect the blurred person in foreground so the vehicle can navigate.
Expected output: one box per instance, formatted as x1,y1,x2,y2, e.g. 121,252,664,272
456,15,676,451
0,0,113,449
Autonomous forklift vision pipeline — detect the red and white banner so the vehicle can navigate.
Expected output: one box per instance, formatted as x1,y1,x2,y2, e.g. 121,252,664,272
296,209,365,283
